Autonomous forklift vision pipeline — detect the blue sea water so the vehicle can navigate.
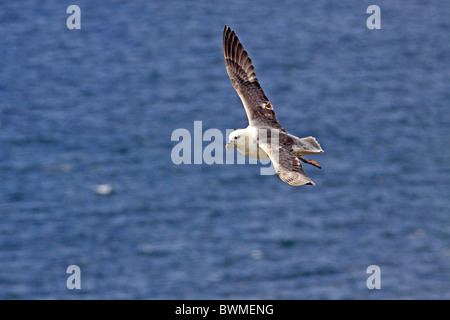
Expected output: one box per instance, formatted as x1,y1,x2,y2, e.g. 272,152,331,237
0,0,448,299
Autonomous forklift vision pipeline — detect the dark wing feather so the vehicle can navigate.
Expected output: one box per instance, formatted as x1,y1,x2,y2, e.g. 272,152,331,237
258,133,315,186
223,25,283,129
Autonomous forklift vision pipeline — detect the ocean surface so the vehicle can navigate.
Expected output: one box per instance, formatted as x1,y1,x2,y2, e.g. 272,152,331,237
0,0,448,299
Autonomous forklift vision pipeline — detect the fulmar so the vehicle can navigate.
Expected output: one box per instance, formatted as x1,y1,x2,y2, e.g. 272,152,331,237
223,25,324,186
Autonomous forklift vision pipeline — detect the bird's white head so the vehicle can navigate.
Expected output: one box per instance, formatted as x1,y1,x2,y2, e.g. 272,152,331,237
225,129,247,150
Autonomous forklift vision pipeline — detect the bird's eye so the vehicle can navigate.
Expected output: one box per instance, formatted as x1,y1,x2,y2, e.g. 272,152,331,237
234,136,239,140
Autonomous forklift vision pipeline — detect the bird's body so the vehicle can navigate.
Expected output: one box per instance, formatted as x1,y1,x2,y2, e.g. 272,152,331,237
223,25,324,186
231,126,322,160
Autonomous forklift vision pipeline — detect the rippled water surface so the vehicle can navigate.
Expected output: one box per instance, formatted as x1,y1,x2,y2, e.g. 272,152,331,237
0,0,448,299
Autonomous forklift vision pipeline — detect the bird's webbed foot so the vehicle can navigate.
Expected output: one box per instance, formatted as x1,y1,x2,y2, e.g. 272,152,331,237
299,157,322,169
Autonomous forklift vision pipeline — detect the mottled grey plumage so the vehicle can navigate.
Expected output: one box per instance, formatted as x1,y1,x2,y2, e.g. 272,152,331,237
223,25,323,186
223,25,281,130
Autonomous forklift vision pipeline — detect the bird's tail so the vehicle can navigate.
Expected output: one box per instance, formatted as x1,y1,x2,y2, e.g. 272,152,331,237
294,136,324,156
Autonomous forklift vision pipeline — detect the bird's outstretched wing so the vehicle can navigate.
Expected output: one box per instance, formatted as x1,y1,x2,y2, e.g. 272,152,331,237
258,137,315,186
223,25,283,130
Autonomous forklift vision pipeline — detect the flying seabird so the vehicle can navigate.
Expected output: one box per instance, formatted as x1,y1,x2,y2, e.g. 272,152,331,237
223,25,324,186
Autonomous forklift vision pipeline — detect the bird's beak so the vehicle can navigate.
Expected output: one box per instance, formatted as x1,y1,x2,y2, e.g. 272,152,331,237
225,141,233,150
